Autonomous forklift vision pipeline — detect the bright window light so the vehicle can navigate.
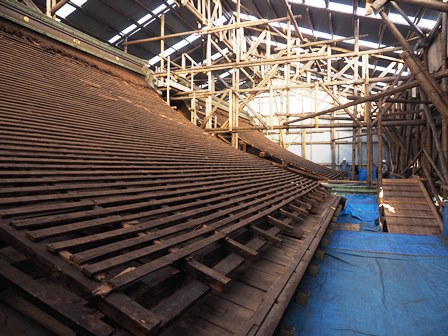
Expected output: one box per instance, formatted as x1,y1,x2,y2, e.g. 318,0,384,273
56,4,76,18
138,14,153,25
122,24,137,35
149,55,161,66
56,0,87,19
71,0,88,6
186,34,200,43
288,0,437,31
152,4,167,15
172,39,189,50
108,34,121,43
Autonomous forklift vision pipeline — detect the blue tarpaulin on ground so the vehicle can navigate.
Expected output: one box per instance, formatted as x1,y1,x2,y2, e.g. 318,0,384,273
284,231,448,336
336,194,380,231
358,167,377,181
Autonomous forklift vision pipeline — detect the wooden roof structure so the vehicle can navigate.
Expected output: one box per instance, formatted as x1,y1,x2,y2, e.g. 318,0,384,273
0,18,339,335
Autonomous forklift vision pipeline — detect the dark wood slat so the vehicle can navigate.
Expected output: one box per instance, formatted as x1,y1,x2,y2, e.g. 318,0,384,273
279,209,304,223
266,216,293,231
0,258,114,336
250,226,282,244
224,237,258,259
177,259,231,292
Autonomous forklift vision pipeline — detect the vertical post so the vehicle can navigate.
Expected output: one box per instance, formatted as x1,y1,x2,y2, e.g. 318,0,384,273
377,110,383,191
269,86,274,129
364,54,373,187
328,46,336,169
358,127,363,171
231,0,241,148
51,0,56,18
166,56,170,106
160,14,165,78
191,73,196,124
352,128,356,181
206,0,213,129
46,0,51,17
302,130,307,159
354,17,363,174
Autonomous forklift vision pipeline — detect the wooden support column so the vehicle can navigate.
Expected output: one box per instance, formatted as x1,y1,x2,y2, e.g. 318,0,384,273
352,128,357,180
328,46,336,169
377,111,383,191
363,55,373,187
301,130,307,159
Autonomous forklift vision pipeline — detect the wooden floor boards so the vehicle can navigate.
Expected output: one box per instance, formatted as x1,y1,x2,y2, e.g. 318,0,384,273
381,178,442,235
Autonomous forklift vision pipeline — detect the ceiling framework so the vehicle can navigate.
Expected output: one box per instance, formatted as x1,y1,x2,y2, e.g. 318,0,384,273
31,0,448,202
120,0,446,198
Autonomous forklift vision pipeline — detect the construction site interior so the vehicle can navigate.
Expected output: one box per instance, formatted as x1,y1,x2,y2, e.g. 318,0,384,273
0,0,448,335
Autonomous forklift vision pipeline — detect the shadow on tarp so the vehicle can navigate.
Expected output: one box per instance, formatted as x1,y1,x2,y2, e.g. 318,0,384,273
336,194,380,231
284,231,448,336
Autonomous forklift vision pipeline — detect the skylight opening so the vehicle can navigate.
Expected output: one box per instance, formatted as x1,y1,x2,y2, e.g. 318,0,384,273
288,0,437,31
122,24,137,35
108,34,121,44
56,0,87,19
138,14,153,25
109,0,177,45
56,4,76,19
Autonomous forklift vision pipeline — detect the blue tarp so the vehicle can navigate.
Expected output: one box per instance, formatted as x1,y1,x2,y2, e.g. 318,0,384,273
358,167,377,181
337,194,380,231
284,231,448,336
329,230,448,256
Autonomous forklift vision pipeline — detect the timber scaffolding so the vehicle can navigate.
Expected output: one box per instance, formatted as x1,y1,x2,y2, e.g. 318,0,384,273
145,0,448,199
177,103,344,180
0,20,340,336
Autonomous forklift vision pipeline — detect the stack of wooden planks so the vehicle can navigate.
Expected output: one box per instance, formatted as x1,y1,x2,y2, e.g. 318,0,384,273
0,20,338,335
381,178,442,235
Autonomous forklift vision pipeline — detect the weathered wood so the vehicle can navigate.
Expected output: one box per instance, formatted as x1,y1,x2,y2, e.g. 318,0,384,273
250,226,283,244
178,259,231,292
0,258,114,336
224,237,258,259
279,209,304,223
266,215,293,231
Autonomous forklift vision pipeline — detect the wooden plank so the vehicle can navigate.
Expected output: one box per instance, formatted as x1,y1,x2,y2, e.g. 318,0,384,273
188,294,254,333
266,215,293,231
0,259,114,336
243,195,340,336
151,281,209,327
224,237,258,259
88,186,307,282
387,225,440,235
250,226,282,244
178,259,231,292
279,209,304,223
0,222,161,336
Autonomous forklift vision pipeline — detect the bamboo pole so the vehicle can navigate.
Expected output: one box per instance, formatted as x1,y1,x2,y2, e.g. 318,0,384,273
378,10,448,120
377,109,383,191
352,128,357,180
420,92,448,183
392,0,448,13
122,15,301,45
283,69,448,125
154,45,403,77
